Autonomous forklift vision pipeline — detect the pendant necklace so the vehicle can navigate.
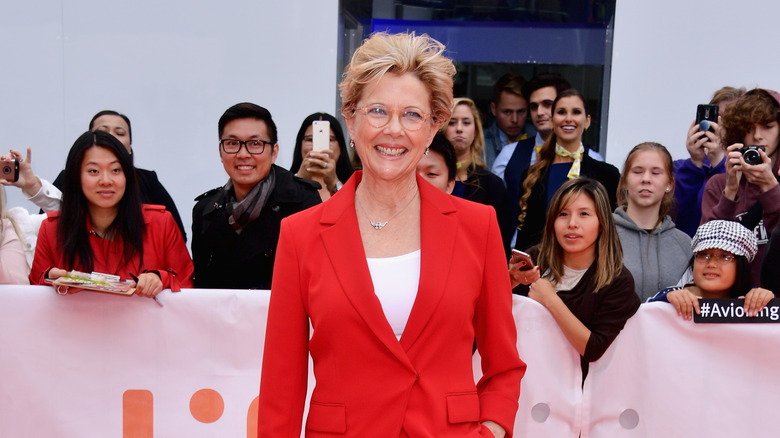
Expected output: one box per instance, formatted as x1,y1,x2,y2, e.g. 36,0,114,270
356,189,418,230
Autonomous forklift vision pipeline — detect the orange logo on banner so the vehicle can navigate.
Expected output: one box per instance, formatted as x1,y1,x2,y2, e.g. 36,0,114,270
123,389,259,437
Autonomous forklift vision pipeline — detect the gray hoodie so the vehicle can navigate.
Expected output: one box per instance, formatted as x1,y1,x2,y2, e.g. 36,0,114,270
613,207,692,302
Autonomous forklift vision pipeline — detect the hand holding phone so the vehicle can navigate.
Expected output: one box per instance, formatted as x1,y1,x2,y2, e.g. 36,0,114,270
312,120,330,151
511,249,534,271
696,104,719,133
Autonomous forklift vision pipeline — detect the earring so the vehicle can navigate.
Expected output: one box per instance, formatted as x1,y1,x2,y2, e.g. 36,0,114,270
350,140,355,148
424,147,430,155
665,187,671,192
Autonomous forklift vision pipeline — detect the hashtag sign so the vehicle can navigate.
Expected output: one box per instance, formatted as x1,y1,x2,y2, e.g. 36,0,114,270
694,298,780,323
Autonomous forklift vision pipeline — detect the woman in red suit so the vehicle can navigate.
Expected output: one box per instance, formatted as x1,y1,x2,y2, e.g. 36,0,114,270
29,130,193,296
257,32,525,438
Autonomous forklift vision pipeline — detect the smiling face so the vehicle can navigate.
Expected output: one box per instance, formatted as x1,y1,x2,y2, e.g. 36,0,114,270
345,72,439,185
220,118,279,201
693,248,737,297
743,121,780,157
552,95,591,149
554,193,600,266
445,104,476,159
80,146,126,215
624,150,672,211
91,114,132,153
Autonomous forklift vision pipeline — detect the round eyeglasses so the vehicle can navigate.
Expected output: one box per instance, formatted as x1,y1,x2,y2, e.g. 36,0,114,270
219,138,273,155
694,252,736,264
354,104,432,131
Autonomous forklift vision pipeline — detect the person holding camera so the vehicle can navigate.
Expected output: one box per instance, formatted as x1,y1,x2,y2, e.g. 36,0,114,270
701,88,780,285
674,86,745,237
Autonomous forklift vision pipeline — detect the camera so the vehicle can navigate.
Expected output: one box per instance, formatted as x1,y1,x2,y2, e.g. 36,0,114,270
739,145,765,166
1,159,19,182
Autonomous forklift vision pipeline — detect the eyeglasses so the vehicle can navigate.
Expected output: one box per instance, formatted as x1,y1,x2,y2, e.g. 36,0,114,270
302,135,338,143
354,104,432,131
219,138,273,155
694,252,736,264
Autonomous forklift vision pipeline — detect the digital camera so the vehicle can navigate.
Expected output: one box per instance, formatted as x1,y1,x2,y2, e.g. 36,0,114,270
1,159,19,182
739,145,765,166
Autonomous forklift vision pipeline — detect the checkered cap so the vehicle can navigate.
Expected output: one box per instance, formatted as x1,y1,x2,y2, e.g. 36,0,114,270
691,220,757,262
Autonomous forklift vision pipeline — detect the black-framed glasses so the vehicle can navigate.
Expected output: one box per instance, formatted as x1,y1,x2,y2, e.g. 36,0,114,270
354,104,432,131
219,138,273,155
694,252,736,264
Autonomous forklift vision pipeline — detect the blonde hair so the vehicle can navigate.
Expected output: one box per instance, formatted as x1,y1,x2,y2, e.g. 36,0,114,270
0,186,27,262
443,97,486,168
538,178,623,291
339,31,455,125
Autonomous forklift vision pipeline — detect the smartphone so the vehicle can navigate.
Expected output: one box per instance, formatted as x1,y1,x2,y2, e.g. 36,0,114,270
696,104,719,133
511,249,534,271
1,159,19,182
312,120,330,151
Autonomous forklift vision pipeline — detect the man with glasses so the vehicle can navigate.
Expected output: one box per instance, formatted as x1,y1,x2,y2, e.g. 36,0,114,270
192,102,321,289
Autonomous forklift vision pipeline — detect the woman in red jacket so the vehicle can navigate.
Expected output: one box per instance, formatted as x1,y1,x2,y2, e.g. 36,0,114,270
29,130,193,296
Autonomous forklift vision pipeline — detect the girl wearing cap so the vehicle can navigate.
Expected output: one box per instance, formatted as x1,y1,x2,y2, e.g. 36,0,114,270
649,220,774,320
511,177,640,378
701,88,780,285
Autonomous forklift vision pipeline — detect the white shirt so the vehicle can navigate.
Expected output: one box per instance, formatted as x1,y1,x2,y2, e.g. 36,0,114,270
366,249,421,340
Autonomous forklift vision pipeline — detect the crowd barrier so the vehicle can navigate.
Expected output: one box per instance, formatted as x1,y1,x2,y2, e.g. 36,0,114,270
1,286,778,437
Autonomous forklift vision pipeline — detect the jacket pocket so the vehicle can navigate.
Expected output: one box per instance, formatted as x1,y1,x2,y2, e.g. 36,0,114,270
305,401,346,433
446,392,480,424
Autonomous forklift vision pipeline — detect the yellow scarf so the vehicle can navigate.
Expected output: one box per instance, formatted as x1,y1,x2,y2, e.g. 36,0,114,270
554,144,584,179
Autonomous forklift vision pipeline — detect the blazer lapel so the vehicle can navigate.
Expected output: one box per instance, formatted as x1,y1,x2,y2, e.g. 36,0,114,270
319,173,413,367
400,175,458,351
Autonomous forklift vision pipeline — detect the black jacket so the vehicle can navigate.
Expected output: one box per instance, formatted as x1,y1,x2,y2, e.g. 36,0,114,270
191,165,321,289
458,165,513,256
514,148,620,252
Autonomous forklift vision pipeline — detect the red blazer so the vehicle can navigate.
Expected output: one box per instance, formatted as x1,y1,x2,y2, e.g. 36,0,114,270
258,172,525,437
29,204,194,290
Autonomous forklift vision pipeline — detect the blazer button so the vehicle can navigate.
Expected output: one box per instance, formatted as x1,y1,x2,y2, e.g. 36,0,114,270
264,250,274,257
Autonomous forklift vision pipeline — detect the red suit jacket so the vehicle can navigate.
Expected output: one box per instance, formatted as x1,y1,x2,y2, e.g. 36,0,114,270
258,172,525,437
29,204,194,290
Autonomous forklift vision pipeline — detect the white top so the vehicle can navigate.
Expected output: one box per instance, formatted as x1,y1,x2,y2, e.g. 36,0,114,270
0,218,30,284
24,178,62,212
545,265,588,292
5,207,46,266
366,249,421,340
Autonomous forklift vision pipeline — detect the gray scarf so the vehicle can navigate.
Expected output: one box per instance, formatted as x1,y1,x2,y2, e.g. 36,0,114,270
224,167,276,234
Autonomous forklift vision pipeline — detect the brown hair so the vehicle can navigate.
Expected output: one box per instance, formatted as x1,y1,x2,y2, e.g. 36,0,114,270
538,178,623,291
339,32,455,126
720,88,780,148
709,86,745,106
492,72,526,103
517,88,588,229
617,142,675,229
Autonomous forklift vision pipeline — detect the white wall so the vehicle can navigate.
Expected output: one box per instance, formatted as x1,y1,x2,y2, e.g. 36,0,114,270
607,0,780,167
0,0,339,247
4,1,778,246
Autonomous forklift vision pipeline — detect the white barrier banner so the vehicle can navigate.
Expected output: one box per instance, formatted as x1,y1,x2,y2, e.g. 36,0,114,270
585,302,780,438
0,286,267,438
2,287,779,437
